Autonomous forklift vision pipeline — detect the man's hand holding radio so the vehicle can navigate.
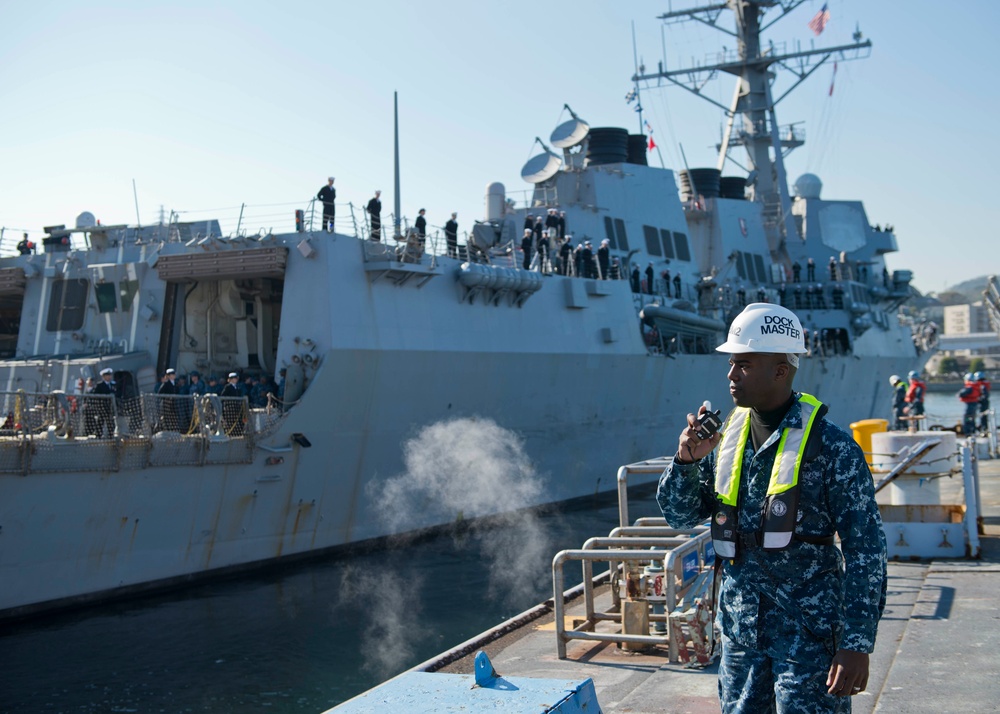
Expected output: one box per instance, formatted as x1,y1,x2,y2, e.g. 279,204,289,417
675,405,723,464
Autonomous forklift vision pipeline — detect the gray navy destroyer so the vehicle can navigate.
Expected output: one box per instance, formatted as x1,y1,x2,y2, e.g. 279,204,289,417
0,0,920,619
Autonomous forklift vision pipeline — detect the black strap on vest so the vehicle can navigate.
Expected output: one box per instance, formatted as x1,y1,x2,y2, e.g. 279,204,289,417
737,530,835,548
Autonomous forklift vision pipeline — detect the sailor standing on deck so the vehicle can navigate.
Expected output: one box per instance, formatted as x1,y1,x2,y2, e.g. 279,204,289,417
959,373,982,436
597,239,610,279
415,209,427,238
559,237,572,276
367,190,382,241
444,212,459,258
889,374,908,431
317,177,336,233
536,225,550,274
545,208,559,237
90,367,117,437
157,368,179,432
904,370,925,426
16,233,34,255
581,241,595,279
221,372,244,436
657,303,887,713
520,229,533,270
187,371,207,396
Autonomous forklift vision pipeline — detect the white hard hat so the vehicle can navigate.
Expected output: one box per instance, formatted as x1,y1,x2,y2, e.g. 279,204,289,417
889,374,900,386
716,303,806,355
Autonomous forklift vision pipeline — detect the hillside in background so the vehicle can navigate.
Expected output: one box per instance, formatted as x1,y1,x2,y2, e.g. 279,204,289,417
933,275,992,306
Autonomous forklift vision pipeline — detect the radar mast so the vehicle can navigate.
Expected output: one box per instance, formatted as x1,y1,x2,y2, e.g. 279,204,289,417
633,0,870,254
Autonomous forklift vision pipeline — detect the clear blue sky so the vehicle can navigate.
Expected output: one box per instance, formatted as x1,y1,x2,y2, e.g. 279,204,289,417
1,1,996,294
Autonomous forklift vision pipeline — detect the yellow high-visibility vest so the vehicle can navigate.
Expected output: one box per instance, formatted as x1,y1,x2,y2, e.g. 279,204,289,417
711,393,823,557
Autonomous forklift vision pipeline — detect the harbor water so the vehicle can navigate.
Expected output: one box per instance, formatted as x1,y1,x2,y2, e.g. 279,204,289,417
0,483,663,713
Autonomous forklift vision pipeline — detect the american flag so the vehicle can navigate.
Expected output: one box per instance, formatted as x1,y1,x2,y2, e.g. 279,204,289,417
808,3,830,36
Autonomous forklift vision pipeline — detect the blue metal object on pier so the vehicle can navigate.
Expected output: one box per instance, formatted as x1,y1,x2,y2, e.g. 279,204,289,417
327,651,601,713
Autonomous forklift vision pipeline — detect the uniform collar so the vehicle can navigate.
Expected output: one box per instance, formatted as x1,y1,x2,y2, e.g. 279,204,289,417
749,393,802,452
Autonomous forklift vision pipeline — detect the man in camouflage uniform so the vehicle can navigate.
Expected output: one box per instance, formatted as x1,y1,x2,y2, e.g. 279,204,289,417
657,302,887,713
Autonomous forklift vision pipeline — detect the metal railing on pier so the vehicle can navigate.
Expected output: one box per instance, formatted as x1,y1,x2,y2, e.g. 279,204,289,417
552,456,716,664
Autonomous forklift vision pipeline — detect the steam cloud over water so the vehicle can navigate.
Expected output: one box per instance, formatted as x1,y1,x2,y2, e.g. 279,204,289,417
349,418,556,675
334,565,430,678
377,417,544,526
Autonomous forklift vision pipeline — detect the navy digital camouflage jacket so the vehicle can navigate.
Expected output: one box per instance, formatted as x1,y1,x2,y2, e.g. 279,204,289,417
656,396,888,653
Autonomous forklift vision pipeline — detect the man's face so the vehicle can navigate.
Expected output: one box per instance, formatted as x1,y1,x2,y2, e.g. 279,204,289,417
726,352,786,409
103,374,112,382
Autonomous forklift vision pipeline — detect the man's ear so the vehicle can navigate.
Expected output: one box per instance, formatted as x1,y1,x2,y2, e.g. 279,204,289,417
773,359,790,382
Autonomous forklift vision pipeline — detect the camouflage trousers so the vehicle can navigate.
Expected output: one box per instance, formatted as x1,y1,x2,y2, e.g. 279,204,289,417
718,603,850,714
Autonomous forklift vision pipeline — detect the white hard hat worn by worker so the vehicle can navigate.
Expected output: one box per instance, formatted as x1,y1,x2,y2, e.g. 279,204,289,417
889,374,901,386
715,302,807,367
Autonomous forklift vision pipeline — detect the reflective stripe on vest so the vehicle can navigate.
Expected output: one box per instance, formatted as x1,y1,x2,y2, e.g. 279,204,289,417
712,393,823,555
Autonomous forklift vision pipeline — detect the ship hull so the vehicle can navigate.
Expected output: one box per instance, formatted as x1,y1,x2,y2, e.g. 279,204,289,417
0,343,912,618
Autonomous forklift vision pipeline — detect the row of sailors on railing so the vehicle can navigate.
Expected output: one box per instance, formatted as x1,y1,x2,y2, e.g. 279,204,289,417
519,233,637,283
0,390,249,440
23,366,292,440
696,282,849,312
77,368,285,408
154,368,283,407
792,256,892,288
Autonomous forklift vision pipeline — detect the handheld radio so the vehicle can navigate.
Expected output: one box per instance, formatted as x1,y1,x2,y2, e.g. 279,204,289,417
694,400,723,441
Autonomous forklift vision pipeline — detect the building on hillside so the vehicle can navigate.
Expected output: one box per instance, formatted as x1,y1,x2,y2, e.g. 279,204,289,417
933,302,1000,366
944,302,991,335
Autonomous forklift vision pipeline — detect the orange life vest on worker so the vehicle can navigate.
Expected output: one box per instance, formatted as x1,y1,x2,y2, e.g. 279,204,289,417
959,380,981,404
905,378,925,404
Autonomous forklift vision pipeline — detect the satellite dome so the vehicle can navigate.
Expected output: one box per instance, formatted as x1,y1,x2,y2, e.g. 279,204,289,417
76,211,97,229
550,117,589,149
792,174,822,199
550,104,590,149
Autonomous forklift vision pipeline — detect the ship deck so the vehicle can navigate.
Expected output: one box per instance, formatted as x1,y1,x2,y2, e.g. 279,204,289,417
345,455,1000,713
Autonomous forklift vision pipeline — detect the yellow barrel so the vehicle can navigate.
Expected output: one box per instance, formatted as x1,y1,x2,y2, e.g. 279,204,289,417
850,418,889,466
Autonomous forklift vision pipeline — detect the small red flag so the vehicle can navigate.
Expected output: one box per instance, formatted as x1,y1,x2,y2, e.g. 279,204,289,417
648,135,657,150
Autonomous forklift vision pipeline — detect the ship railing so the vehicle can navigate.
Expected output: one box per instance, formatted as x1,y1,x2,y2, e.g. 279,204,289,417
171,201,321,242
0,390,285,473
2,199,476,259
504,188,560,213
